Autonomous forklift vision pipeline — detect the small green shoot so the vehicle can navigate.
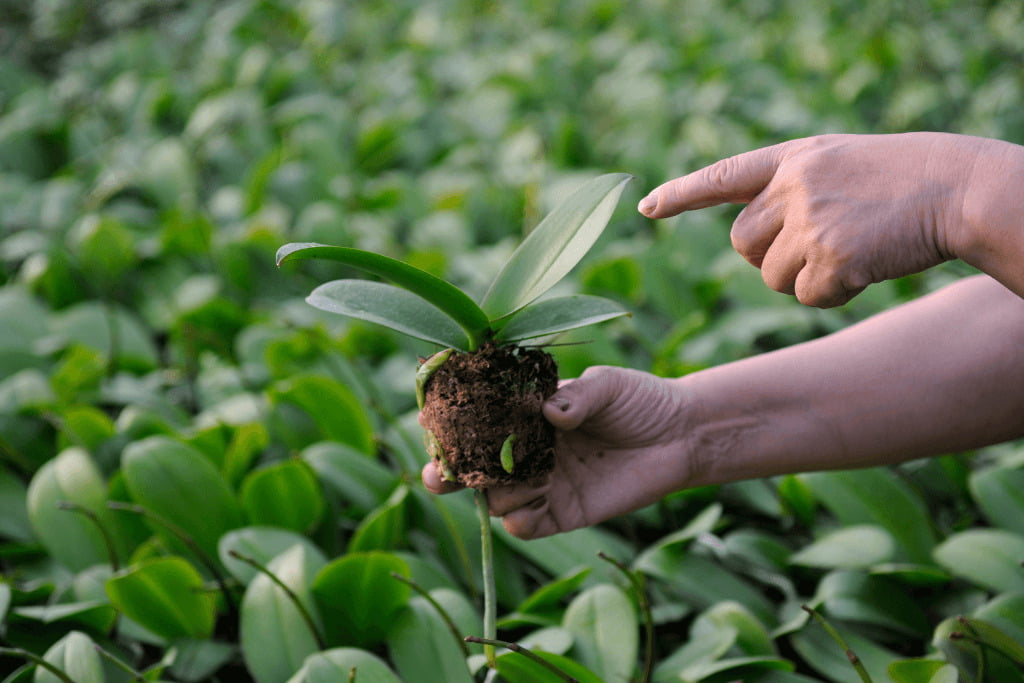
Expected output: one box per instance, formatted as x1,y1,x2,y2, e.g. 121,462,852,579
500,434,516,474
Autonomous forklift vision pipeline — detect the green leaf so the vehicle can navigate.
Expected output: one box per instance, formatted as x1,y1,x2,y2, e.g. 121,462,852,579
816,570,931,639
482,173,633,318
387,597,474,683
240,544,327,683
286,648,402,683
26,448,116,571
495,650,605,683
514,567,592,620
969,466,1024,535
122,436,244,563
270,374,375,455
312,551,411,648
302,442,398,514
106,556,217,640
166,639,237,683
348,484,409,553
887,659,951,683
562,583,638,683
693,601,776,657
307,279,469,350
800,468,937,564
218,526,327,586
494,295,630,342
276,243,490,349
974,592,1024,644
791,615,900,683
11,600,116,634
36,630,104,683
790,525,896,569
933,529,1024,593
240,459,325,534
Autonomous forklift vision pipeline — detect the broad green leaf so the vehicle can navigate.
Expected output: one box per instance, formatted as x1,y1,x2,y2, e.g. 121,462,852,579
482,173,633,318
35,630,103,683
681,656,795,682
653,623,736,683
516,567,592,617
276,243,490,349
312,551,410,648
790,525,896,569
635,551,776,627
239,459,325,534
388,597,474,683
791,615,900,683
495,650,604,683
494,295,630,342
498,522,634,583
287,648,401,683
974,592,1024,644
122,436,243,563
167,639,237,683
800,468,937,564
106,556,216,640
307,279,469,350
26,448,117,571
933,529,1024,593
693,601,776,656
218,526,327,585
270,374,375,454
241,544,327,683
887,659,950,683
11,600,116,634
348,484,409,552
302,442,398,514
969,466,1024,535
563,583,638,683
816,570,931,639
633,503,723,566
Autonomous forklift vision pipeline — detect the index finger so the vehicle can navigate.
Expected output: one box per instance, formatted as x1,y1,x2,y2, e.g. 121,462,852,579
638,142,789,219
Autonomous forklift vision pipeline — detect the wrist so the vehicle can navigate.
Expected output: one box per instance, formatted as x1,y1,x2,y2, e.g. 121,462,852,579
955,137,1024,296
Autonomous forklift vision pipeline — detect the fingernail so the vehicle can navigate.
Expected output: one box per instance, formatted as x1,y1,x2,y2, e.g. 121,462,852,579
638,192,658,215
548,396,570,412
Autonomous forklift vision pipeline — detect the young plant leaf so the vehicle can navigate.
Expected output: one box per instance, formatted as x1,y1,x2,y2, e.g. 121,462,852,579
240,544,327,683
276,243,490,349
219,526,327,585
287,648,402,683
481,173,633,319
493,295,630,343
312,551,411,648
307,279,469,350
105,556,217,640
239,459,326,534
37,630,104,683
562,583,638,683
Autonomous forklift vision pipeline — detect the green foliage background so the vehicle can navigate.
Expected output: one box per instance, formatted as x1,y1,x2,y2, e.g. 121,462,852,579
1,1,1023,681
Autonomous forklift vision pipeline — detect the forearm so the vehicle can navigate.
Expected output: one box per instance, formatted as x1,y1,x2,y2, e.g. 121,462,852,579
958,137,1024,298
680,275,1024,485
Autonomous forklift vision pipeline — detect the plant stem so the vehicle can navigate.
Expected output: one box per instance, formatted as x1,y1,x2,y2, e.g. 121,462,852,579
598,551,653,683
228,550,327,650
475,489,497,668
390,572,469,657
0,647,76,683
801,605,873,683
107,502,238,621
465,637,579,682
56,501,120,571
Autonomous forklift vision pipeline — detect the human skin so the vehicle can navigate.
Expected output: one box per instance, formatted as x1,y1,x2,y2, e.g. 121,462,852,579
638,132,1024,306
422,275,1024,538
422,132,1024,539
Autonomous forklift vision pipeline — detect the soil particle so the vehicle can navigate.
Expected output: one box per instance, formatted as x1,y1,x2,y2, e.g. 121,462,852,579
419,342,558,489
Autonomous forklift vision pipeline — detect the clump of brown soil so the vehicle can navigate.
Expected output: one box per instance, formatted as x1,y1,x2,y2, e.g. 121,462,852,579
419,342,558,489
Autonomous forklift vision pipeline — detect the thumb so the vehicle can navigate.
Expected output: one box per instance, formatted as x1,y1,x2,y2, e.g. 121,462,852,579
638,141,788,218
542,367,621,430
